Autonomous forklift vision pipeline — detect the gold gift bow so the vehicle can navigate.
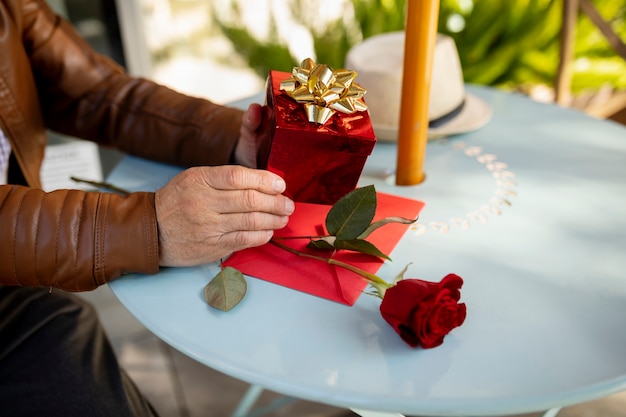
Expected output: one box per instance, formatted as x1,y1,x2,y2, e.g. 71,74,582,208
279,58,368,125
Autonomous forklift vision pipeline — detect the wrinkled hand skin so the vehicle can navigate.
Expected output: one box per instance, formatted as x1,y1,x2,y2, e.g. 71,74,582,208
155,102,294,266
234,103,264,168
155,165,294,267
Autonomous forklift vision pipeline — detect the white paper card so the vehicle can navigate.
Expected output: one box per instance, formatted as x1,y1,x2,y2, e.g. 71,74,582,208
41,141,103,191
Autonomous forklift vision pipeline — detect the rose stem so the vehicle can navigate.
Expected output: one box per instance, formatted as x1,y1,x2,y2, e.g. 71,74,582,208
269,239,390,288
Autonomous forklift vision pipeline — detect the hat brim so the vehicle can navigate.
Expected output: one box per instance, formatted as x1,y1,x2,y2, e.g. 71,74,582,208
373,93,492,142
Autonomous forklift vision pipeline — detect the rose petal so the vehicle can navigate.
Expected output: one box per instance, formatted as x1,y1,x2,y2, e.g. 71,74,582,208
379,274,466,349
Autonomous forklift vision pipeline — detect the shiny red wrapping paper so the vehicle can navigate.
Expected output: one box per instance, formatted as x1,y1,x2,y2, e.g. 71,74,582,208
256,70,376,204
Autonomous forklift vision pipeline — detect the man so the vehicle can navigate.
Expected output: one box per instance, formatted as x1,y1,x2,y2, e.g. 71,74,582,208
0,0,293,415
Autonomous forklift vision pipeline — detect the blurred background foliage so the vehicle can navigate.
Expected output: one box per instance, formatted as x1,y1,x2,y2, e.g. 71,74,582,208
210,0,626,97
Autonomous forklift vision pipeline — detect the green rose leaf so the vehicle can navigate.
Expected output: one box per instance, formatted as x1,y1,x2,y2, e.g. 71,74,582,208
326,185,377,240
334,238,391,261
392,263,412,285
307,236,336,250
358,216,418,239
204,266,247,311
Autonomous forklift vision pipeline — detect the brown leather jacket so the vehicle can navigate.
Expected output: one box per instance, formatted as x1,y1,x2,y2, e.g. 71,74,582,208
0,0,244,291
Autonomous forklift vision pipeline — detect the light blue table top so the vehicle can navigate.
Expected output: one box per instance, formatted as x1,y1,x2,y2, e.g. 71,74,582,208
108,86,626,416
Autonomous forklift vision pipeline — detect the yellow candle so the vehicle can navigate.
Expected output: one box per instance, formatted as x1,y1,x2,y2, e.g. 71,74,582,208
395,0,440,185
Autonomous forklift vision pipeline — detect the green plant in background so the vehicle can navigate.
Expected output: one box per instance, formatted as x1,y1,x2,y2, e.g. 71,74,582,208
438,0,626,94
210,1,295,75
290,0,407,68
210,0,626,95
210,0,407,75
566,1,626,92
439,0,563,89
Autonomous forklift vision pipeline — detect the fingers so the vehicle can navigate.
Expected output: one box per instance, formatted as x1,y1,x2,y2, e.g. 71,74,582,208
234,103,265,168
210,188,293,218
199,164,286,196
215,210,290,235
155,165,294,267
243,103,263,131
188,230,275,264
219,229,275,253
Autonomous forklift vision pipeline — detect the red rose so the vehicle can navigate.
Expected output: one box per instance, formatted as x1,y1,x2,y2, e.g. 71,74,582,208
379,274,466,348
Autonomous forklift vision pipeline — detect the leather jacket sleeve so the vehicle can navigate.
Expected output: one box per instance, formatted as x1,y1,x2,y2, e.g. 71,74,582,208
0,0,247,291
26,0,243,167
0,185,159,291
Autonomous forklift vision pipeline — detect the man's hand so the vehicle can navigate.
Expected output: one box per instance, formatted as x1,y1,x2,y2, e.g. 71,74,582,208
234,103,264,168
155,165,294,266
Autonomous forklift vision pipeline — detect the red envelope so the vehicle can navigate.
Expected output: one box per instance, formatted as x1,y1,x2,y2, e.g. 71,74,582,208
224,192,425,305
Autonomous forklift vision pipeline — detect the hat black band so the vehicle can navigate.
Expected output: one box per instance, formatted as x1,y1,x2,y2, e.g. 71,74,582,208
429,98,466,128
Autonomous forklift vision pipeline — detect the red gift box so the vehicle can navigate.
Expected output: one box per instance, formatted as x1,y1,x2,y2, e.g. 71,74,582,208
256,70,376,205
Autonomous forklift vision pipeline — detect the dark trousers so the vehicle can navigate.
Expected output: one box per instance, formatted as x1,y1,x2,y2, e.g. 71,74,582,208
0,286,159,417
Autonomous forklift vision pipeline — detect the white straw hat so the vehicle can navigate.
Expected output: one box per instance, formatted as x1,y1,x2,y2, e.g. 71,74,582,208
345,32,492,141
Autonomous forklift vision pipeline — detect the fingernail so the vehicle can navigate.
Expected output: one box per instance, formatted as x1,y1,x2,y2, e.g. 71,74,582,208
273,178,286,193
285,199,295,214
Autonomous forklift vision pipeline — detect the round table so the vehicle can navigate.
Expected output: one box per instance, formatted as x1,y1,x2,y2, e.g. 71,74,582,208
108,86,626,416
